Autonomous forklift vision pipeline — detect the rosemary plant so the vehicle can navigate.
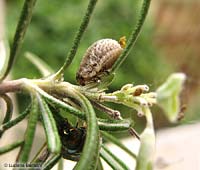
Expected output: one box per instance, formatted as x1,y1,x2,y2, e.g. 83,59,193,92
0,0,186,170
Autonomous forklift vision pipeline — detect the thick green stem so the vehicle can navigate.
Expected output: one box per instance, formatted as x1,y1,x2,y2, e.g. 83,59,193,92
0,0,37,81
54,0,98,80
110,0,151,73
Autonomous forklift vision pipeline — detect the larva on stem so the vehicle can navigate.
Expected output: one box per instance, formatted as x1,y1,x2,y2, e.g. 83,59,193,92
76,37,126,86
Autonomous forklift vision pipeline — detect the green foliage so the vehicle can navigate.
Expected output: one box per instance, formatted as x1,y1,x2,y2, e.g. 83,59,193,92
0,0,186,170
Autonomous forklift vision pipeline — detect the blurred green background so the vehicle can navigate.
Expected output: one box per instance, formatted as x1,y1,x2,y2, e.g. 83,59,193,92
5,0,200,129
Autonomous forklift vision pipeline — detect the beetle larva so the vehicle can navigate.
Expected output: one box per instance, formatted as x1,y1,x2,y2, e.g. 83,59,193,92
76,37,126,85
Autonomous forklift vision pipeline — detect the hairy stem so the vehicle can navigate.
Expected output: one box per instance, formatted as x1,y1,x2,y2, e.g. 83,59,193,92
110,0,151,73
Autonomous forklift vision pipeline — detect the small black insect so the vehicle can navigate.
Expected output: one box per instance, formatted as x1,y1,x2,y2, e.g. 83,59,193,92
56,118,86,161
49,103,86,161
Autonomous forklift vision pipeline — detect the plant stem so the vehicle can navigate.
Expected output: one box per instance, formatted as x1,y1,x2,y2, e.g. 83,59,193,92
53,0,98,80
96,157,103,170
57,158,64,170
90,100,121,119
0,79,24,94
110,0,151,73
0,0,37,81
31,143,49,163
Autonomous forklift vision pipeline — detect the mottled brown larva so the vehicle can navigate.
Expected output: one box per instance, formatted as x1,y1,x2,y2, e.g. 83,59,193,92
76,37,126,85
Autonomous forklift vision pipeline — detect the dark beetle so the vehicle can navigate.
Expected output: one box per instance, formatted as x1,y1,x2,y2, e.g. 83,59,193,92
56,118,86,161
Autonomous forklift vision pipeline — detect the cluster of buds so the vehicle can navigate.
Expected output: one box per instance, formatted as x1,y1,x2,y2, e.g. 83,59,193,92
99,84,157,117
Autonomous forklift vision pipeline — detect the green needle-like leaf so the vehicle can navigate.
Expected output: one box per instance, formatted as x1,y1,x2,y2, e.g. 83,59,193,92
98,118,131,131
0,0,37,81
25,52,54,77
54,0,98,79
100,145,129,170
57,158,64,170
101,131,137,159
43,154,61,170
1,94,13,124
17,95,39,163
0,140,24,155
66,89,100,170
31,143,49,163
111,0,151,73
96,157,104,170
37,94,61,154
0,105,30,138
